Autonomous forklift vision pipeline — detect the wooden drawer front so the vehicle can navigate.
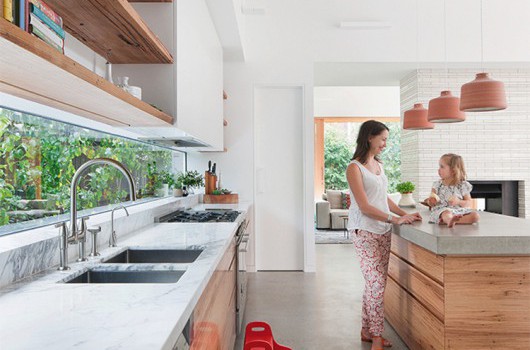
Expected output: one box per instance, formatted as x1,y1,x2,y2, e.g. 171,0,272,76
445,256,530,350
391,234,444,284
388,253,445,321
191,241,237,350
385,278,445,350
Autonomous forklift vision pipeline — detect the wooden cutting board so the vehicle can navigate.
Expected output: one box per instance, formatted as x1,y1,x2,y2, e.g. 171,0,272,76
203,194,239,204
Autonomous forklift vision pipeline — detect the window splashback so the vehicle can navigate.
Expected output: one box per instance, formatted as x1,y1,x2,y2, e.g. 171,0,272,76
0,106,186,236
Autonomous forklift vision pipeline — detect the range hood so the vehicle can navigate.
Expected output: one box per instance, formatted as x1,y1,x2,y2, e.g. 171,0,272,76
139,136,211,149
120,126,212,150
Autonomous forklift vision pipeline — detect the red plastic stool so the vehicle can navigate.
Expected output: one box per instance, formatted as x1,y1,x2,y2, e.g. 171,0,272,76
244,322,291,350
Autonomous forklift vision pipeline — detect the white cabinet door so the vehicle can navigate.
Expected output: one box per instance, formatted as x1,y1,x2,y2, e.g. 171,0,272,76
177,0,224,149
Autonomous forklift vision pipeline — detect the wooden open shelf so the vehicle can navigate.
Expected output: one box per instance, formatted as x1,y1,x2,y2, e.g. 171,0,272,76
46,0,173,64
0,20,173,126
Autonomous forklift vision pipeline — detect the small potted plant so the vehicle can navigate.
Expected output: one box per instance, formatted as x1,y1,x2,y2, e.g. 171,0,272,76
181,170,204,194
173,172,184,197
396,181,416,207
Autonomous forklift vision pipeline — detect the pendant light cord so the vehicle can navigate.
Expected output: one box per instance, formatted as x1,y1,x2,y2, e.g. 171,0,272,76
444,0,448,91
480,0,484,72
416,0,419,73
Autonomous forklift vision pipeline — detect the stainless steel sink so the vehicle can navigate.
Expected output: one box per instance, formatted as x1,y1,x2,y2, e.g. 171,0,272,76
64,270,184,284
103,249,203,264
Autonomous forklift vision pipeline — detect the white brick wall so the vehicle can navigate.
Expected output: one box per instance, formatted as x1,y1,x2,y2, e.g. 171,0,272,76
400,68,530,218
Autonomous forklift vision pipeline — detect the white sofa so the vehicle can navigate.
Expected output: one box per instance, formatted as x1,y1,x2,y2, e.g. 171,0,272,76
315,190,349,230
315,191,401,230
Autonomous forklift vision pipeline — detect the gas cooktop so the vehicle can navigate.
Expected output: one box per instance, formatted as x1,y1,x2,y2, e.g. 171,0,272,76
156,209,241,223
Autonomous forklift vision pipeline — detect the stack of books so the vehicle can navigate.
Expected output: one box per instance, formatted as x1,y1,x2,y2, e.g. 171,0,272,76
2,0,65,53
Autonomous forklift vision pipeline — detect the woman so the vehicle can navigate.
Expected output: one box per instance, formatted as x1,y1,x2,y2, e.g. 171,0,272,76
346,120,421,350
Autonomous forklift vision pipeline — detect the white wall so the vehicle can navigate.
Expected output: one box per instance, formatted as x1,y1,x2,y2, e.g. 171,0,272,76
314,86,400,117
188,60,316,272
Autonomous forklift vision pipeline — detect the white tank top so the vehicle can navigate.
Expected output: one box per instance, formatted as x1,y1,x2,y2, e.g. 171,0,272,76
347,160,391,235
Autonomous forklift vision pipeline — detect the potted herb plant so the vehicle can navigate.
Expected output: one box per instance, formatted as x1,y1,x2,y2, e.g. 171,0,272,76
173,172,184,197
181,170,204,194
396,181,416,207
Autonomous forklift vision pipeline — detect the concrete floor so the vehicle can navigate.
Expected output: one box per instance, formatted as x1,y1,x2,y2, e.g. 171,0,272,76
235,244,409,350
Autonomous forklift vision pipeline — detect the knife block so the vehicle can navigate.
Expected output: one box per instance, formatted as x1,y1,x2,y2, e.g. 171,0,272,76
204,172,217,195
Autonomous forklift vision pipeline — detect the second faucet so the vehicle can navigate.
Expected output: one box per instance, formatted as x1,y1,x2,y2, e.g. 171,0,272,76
110,205,129,247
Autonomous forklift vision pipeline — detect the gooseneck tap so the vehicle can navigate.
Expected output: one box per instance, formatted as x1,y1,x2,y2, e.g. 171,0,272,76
110,205,129,247
58,158,136,270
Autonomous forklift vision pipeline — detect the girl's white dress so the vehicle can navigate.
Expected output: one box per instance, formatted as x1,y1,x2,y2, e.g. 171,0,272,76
429,180,473,223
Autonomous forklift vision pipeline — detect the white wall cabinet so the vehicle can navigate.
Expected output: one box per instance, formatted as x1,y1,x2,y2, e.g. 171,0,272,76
114,1,224,149
176,0,224,150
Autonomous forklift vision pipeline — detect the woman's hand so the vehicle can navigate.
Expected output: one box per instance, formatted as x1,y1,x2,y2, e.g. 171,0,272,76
409,212,422,221
396,213,422,225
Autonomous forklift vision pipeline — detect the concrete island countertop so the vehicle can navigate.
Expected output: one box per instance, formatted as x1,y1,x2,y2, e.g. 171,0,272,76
393,207,530,255
0,202,251,350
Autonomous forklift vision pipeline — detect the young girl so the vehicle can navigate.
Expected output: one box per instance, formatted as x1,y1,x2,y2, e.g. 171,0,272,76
425,153,480,228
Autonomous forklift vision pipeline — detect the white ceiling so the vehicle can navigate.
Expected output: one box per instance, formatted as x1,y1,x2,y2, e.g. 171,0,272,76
208,0,530,85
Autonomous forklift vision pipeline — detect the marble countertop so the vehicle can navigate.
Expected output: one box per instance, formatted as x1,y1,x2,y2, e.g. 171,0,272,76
0,202,251,350
394,208,530,255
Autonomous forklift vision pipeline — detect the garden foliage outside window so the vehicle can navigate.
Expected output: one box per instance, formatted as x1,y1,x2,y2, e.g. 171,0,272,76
0,107,185,236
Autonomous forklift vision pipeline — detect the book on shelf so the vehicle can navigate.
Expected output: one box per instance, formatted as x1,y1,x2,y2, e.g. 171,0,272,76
29,12,63,49
29,0,61,27
3,0,14,23
16,0,29,31
29,2,64,38
30,23,62,53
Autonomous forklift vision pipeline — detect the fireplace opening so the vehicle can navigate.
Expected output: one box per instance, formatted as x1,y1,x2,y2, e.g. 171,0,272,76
468,181,519,217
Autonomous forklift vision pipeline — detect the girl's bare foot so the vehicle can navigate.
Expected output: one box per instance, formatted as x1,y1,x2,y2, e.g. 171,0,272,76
448,214,463,228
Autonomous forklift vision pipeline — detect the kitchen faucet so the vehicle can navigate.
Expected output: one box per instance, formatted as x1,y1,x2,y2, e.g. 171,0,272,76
110,205,129,247
57,158,136,270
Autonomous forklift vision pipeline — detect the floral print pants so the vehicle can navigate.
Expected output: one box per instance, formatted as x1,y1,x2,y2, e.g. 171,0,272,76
352,229,392,336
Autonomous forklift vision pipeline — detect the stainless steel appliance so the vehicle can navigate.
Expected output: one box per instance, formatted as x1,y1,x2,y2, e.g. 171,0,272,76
155,209,241,223
235,219,249,334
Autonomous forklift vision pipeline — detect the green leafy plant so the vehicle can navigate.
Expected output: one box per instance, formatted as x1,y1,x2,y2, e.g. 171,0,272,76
180,170,204,189
396,181,415,194
212,189,222,195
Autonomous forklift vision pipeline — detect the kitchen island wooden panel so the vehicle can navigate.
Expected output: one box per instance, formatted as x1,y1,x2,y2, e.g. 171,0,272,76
391,233,444,284
385,277,445,350
444,256,530,350
386,210,530,350
388,253,444,321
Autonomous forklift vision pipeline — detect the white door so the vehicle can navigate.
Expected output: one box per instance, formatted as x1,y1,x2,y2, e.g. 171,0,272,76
254,86,304,271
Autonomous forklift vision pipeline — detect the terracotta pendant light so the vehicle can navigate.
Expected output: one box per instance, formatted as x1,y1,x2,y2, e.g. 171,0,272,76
403,0,434,130
404,103,434,129
460,73,507,111
428,91,466,123
427,0,465,123
459,1,507,112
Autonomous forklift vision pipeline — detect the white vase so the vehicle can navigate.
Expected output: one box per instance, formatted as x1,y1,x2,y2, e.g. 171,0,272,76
398,193,416,207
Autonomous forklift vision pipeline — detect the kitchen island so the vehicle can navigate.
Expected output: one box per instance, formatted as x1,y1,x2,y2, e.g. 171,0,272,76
0,202,250,350
386,208,530,350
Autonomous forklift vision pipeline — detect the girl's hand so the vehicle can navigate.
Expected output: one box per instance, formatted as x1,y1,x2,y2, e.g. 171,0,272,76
425,197,437,207
448,196,460,206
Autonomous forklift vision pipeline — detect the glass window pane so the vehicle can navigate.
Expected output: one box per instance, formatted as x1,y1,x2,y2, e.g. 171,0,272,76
0,107,186,236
